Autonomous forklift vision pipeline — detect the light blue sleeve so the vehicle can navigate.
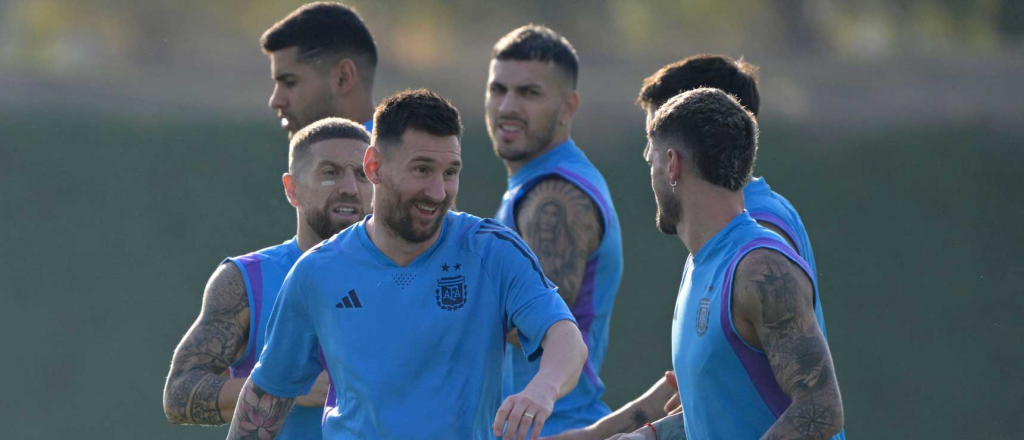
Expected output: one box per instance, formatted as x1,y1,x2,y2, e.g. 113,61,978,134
250,260,323,398
491,231,577,362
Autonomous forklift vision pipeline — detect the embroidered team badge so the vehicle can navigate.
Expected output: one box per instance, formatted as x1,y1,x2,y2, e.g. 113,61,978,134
436,275,468,311
696,298,711,337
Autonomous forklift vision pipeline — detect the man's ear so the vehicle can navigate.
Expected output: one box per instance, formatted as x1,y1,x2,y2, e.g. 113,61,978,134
333,58,360,96
665,148,683,183
364,146,383,184
560,90,580,125
283,173,301,208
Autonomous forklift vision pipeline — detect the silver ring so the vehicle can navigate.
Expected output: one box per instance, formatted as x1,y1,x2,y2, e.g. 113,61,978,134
523,413,535,419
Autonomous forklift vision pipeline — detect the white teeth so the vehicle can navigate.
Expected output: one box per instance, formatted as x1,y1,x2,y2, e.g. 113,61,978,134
416,203,437,212
333,207,356,214
280,118,288,128
500,124,522,132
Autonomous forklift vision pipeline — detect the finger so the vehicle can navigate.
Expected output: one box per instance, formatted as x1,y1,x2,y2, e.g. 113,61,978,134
664,370,678,390
663,392,680,414
505,400,527,440
528,409,548,440
669,404,682,416
494,397,515,437
514,404,533,440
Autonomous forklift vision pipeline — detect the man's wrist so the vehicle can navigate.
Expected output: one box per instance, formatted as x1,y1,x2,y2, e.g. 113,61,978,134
523,377,559,401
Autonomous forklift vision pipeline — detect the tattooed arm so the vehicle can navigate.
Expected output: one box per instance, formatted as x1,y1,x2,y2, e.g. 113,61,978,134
508,177,603,347
733,249,844,440
163,263,249,425
544,376,677,440
517,176,603,307
226,378,295,440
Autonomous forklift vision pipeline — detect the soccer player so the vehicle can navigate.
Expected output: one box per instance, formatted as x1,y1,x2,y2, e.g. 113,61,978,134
551,54,837,439
264,2,378,137
485,25,623,437
225,89,588,440
162,118,375,440
612,89,845,439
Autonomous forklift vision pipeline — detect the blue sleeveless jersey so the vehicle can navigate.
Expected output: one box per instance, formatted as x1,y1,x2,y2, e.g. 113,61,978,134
744,177,829,338
671,212,845,440
226,238,323,440
495,139,623,434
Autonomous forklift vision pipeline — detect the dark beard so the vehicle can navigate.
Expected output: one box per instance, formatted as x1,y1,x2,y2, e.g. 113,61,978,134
305,195,363,241
655,189,680,235
379,195,449,243
494,117,557,162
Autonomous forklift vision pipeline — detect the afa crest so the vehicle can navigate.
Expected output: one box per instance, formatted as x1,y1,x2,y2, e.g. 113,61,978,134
435,275,468,311
695,298,711,337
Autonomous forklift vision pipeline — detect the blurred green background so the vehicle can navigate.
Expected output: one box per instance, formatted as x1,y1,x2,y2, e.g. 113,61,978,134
2,1,1022,439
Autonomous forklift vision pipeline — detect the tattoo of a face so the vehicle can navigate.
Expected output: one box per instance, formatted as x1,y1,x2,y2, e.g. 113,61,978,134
518,178,602,306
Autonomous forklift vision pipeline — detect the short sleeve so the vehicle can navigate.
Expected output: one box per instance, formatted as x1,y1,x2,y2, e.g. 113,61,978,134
485,227,576,362
249,261,324,397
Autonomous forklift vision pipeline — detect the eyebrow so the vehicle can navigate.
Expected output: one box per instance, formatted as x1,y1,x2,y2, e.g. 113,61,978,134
410,156,461,168
273,72,297,82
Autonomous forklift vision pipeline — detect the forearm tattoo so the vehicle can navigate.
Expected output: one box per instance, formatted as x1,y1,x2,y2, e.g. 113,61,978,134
227,381,295,440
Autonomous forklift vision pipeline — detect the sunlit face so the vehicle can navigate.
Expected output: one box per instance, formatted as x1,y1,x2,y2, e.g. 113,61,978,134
645,137,681,235
294,138,373,240
268,47,337,138
375,129,461,243
485,59,568,163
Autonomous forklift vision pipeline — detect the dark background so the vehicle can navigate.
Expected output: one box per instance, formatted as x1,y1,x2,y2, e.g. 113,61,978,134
2,1,1023,439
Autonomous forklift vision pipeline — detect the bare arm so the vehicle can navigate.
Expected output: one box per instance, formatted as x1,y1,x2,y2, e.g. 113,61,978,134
546,376,677,440
507,177,603,347
516,176,603,307
734,249,844,440
494,320,588,440
163,263,249,425
226,378,295,440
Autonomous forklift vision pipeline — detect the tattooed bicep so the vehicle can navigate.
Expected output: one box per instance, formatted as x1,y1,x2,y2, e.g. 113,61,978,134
515,177,603,306
176,263,250,372
201,263,249,318
735,249,836,397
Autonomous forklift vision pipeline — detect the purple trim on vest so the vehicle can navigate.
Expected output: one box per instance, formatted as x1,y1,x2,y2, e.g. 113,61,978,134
749,211,803,257
319,346,335,426
571,258,600,387
230,254,264,378
553,167,611,219
719,238,795,418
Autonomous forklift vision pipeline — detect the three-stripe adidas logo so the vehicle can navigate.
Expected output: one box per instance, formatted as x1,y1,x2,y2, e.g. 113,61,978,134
336,289,363,309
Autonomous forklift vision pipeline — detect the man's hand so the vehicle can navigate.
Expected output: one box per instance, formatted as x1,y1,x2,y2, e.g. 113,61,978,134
662,371,681,416
293,371,330,407
493,381,558,440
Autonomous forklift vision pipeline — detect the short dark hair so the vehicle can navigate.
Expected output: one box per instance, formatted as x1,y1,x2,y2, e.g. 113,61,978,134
261,2,378,73
289,117,371,174
638,54,760,116
492,24,579,89
647,88,758,191
372,89,463,155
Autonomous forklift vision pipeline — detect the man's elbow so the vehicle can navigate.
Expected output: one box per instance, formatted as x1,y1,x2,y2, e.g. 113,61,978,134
826,400,845,437
162,379,191,425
